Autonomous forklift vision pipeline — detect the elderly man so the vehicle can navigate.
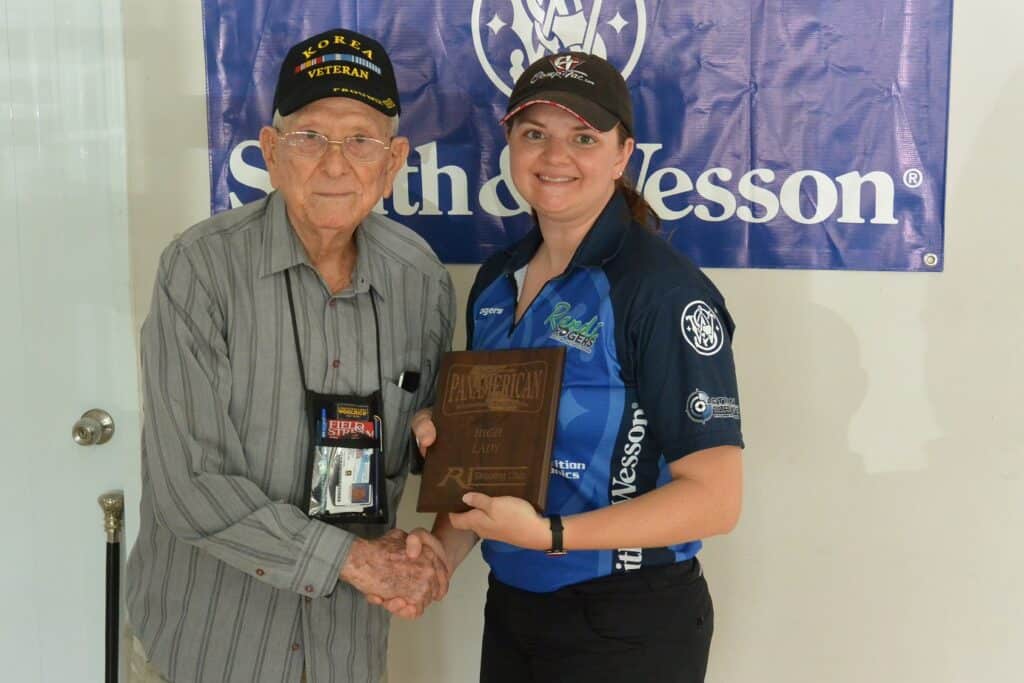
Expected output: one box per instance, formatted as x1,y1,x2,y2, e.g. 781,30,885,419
126,28,453,683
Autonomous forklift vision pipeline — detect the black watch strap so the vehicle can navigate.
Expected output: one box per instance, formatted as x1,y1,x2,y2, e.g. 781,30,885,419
546,514,567,556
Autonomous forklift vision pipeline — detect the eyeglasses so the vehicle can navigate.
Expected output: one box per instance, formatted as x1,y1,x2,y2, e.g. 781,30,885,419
276,129,391,164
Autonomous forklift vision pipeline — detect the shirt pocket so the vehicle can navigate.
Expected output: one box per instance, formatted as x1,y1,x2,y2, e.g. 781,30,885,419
380,380,418,477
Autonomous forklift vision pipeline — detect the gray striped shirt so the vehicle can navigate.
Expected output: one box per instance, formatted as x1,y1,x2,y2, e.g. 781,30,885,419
127,192,454,683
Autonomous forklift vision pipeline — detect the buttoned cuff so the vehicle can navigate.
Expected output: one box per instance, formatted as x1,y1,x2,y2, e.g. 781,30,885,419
293,522,354,598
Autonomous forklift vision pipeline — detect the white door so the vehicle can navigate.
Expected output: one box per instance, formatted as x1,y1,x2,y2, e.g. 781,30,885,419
1,0,141,680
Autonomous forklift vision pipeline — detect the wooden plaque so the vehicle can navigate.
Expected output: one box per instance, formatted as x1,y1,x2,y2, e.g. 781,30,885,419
417,347,566,513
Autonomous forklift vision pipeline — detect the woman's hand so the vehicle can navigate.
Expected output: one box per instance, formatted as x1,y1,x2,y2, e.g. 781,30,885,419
448,493,550,551
410,408,435,458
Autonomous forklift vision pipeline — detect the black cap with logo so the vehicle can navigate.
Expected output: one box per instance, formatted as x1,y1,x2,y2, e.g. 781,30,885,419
273,28,400,117
501,52,634,136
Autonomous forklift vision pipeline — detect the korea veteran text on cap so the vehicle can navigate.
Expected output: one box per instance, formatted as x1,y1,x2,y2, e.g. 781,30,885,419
273,28,401,117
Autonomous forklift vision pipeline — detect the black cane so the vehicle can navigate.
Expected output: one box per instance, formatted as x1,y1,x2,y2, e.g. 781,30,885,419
99,492,124,683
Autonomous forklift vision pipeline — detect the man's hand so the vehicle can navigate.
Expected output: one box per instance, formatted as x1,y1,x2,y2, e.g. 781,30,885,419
339,528,448,618
365,528,451,619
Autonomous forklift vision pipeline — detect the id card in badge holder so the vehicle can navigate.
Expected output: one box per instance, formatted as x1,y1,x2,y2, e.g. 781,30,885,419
305,392,387,524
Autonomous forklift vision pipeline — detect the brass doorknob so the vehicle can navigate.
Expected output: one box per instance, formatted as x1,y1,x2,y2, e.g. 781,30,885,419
73,409,115,446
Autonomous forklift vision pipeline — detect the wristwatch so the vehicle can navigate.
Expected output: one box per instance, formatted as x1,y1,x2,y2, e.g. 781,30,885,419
545,514,567,556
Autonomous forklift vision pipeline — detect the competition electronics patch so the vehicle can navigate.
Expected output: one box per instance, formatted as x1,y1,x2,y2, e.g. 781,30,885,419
685,389,741,424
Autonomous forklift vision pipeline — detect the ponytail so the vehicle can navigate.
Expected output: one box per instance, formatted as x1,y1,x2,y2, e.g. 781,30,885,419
616,126,660,231
616,174,660,232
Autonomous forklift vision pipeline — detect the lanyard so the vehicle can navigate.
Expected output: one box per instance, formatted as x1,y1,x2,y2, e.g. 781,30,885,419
284,269,384,396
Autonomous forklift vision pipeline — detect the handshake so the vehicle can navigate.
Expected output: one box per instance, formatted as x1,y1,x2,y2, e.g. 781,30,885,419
335,407,548,619
339,526,451,620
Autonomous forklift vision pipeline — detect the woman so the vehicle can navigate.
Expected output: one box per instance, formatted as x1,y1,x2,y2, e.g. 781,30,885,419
397,52,743,682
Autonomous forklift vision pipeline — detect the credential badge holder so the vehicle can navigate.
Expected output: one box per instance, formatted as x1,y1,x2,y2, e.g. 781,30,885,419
304,390,388,525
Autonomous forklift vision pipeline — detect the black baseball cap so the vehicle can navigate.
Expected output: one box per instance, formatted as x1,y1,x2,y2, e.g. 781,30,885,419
273,28,400,117
501,52,633,136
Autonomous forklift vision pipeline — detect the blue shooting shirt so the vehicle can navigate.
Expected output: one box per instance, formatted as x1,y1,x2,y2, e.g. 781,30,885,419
467,193,744,593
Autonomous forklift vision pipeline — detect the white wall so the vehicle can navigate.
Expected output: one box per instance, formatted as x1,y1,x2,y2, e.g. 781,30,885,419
122,2,1024,681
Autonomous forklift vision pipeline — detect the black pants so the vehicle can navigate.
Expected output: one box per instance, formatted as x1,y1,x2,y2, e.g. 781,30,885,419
480,558,714,683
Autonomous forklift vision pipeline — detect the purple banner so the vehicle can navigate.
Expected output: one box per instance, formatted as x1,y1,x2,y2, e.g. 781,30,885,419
203,1,953,270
